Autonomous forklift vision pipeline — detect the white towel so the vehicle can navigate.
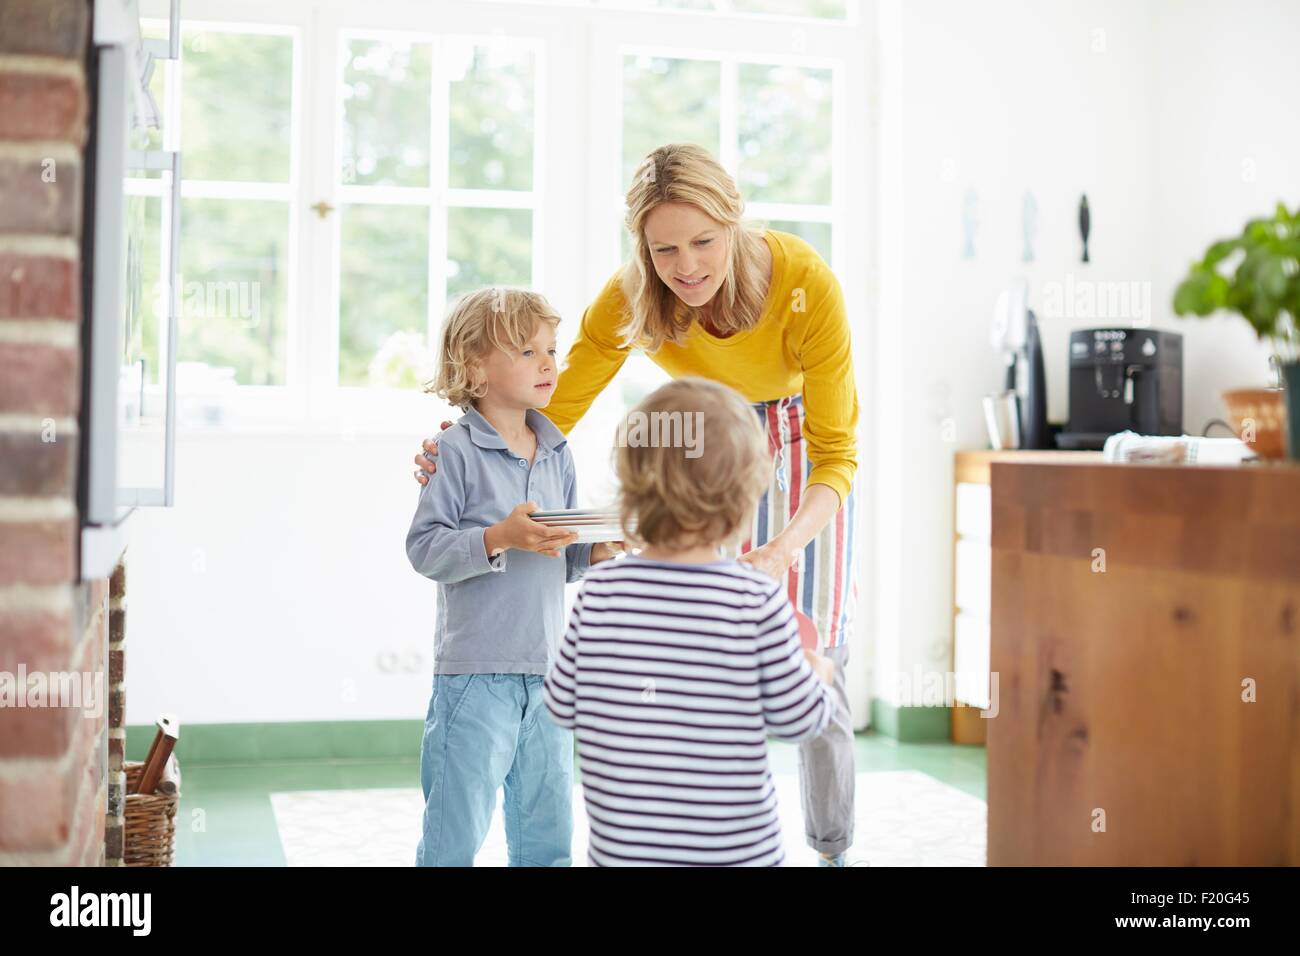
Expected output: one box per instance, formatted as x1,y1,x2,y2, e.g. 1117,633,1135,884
1101,430,1255,465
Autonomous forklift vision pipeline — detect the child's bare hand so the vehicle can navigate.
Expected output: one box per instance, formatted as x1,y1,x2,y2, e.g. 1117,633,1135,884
802,648,835,686
592,541,625,562
485,502,578,558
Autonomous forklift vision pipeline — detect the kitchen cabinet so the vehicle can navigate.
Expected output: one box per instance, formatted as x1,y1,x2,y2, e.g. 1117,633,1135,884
951,451,1101,744
987,459,1300,865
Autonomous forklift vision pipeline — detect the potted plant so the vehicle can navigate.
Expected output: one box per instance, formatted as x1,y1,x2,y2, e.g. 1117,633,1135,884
1173,202,1300,460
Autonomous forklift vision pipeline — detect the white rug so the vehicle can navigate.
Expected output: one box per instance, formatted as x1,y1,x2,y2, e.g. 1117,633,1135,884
270,771,986,867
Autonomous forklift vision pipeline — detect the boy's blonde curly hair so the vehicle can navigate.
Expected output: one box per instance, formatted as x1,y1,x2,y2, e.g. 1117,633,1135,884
616,377,770,552
426,287,562,409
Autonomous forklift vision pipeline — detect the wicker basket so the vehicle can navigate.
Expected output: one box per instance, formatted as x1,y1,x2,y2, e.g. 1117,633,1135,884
124,760,179,866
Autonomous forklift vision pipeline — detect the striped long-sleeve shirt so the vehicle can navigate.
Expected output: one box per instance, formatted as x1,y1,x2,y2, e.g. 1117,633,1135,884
543,555,834,867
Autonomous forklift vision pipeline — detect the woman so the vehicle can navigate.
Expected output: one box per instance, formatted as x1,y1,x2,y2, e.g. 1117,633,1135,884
413,143,860,866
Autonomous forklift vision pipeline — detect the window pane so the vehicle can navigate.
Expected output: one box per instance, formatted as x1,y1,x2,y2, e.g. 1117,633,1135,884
622,56,720,190
446,207,532,303
448,40,535,191
730,0,849,17
182,30,293,182
339,204,430,387
619,352,672,409
767,219,832,265
131,20,169,161
341,39,432,188
179,199,290,386
482,0,852,16
125,193,162,385
738,63,832,204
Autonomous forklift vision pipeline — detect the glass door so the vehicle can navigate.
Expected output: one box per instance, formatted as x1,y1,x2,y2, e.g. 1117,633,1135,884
119,7,181,506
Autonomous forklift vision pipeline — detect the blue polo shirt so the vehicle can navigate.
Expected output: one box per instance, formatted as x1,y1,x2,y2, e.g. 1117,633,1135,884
406,404,595,675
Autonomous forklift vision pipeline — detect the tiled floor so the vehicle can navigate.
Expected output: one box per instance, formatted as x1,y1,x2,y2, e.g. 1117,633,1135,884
173,731,987,867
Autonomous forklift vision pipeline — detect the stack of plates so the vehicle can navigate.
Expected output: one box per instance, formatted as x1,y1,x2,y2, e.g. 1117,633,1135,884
529,508,629,545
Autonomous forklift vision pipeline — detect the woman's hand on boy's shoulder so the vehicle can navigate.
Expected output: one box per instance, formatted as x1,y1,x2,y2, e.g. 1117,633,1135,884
413,422,455,485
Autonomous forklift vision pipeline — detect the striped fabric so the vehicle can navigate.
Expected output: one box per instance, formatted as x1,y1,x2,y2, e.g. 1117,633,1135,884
544,556,834,867
729,393,859,650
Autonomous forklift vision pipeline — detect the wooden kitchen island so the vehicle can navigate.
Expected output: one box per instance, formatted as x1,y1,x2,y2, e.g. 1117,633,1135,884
987,460,1300,866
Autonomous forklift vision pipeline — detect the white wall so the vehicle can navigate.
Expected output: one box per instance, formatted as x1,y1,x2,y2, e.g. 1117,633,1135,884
1148,0,1300,421
870,0,1298,707
124,428,449,723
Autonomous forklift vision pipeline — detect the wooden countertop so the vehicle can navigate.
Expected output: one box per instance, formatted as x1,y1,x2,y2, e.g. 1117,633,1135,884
954,448,1104,485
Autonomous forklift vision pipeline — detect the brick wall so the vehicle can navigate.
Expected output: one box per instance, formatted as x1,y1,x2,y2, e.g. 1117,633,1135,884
0,0,106,866
106,559,125,865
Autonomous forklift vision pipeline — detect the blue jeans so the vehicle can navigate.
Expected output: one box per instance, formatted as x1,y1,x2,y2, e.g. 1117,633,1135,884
416,673,574,867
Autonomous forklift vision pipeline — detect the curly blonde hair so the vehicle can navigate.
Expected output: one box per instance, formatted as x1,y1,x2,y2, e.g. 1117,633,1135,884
620,143,769,353
616,377,770,552
426,287,561,409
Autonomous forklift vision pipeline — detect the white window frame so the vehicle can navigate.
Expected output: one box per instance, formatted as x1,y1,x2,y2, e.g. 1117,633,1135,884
139,0,872,438
325,28,545,399
610,47,842,268
135,13,306,422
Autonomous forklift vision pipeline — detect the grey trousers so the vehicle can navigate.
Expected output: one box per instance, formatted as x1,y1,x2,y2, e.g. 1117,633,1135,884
798,642,856,854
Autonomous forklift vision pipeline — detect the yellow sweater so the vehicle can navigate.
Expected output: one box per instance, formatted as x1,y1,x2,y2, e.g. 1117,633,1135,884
542,230,859,504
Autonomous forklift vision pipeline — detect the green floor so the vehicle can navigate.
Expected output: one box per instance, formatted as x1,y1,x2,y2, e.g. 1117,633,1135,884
170,731,985,866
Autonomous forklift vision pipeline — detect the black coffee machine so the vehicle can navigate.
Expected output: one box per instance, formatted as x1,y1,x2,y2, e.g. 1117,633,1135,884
1056,328,1183,450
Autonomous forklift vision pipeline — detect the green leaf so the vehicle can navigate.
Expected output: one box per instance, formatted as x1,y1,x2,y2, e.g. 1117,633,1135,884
1260,257,1288,298
1202,238,1240,268
1173,203,1300,340
1173,269,1213,315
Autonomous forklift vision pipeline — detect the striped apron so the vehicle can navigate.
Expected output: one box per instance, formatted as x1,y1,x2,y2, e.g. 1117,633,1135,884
727,393,858,650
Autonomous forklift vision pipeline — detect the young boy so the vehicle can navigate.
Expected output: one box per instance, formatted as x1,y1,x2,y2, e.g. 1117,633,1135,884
544,376,836,867
407,287,619,867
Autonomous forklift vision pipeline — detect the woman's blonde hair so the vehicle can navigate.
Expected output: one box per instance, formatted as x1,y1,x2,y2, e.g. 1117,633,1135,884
426,287,561,409
616,377,769,552
620,144,769,353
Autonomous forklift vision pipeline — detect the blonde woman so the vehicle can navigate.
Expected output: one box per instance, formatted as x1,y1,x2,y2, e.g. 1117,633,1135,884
413,144,860,866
